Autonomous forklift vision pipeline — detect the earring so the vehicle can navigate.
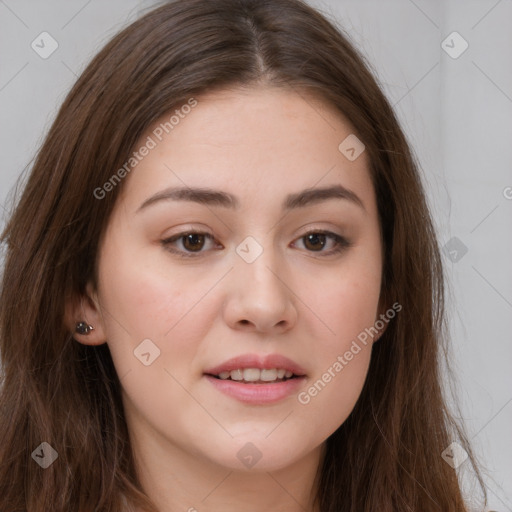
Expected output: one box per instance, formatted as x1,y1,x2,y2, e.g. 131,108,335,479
75,322,94,335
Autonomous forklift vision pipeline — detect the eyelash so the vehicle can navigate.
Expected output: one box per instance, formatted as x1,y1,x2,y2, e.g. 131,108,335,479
160,229,352,259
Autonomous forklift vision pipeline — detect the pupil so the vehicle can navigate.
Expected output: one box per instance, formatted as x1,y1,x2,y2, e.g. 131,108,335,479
184,234,204,251
305,233,326,251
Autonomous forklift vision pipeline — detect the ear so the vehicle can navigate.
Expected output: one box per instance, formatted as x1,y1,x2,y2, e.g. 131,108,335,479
64,281,107,346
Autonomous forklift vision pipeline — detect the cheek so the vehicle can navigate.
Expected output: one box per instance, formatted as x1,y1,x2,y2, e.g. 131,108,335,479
95,252,213,430
297,278,378,426
313,268,381,347
294,263,380,429
96,244,214,373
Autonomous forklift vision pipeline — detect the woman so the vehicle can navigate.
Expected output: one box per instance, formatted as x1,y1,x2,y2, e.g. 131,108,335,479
0,0,487,510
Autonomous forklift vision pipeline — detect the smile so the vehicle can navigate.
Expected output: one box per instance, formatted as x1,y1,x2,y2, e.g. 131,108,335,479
212,368,297,383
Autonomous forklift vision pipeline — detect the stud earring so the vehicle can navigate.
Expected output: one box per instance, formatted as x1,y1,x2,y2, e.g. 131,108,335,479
75,322,94,335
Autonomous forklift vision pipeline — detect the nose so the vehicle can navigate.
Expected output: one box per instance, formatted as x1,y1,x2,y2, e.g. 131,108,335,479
222,243,298,334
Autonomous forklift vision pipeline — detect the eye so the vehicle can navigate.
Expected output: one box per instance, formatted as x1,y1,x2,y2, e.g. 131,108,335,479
161,231,220,258
292,230,351,256
161,229,351,258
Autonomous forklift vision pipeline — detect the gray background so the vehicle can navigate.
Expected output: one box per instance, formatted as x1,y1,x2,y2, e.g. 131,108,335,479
1,0,511,509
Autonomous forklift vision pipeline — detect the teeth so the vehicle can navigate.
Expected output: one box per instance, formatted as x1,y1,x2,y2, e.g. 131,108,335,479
260,369,277,381
231,369,244,381
216,368,296,382
243,368,261,382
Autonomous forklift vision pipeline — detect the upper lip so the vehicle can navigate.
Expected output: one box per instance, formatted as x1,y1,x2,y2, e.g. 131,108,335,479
204,354,307,376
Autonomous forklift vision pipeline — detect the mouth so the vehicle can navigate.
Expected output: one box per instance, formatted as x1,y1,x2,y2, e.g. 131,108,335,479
205,368,302,384
203,353,307,404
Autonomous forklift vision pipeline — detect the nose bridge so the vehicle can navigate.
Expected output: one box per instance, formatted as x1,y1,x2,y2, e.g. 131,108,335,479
226,233,296,331
235,234,285,298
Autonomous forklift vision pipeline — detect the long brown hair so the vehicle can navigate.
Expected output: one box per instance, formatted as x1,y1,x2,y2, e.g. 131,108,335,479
0,0,487,510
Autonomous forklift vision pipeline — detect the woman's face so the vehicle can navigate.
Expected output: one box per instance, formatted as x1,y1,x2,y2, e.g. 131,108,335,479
84,86,384,473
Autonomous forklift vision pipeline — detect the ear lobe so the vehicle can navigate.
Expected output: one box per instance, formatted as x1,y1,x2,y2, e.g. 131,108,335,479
65,281,107,346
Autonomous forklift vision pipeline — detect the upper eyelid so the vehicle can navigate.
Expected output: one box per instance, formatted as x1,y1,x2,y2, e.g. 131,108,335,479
162,228,345,243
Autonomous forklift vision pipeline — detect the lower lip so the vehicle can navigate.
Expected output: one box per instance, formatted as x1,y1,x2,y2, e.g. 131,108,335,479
204,375,306,404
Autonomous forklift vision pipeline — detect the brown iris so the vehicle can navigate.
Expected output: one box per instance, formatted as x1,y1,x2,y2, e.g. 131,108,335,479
182,233,206,252
303,233,327,251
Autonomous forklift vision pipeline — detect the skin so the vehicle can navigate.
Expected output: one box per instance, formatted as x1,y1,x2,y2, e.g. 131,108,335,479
69,85,388,512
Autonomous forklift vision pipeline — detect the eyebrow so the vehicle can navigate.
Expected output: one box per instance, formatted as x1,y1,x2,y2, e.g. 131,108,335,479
137,184,366,213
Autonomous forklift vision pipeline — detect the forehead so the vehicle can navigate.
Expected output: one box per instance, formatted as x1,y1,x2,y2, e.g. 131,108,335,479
116,85,375,215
